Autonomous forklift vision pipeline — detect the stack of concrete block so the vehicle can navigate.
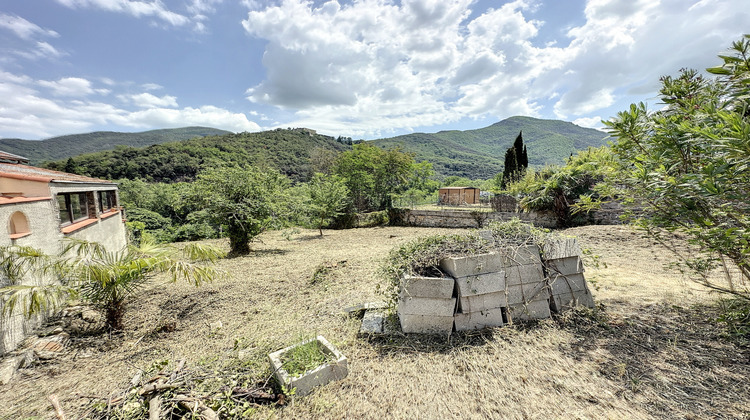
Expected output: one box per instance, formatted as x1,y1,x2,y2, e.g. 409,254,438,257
543,238,595,312
440,253,506,331
397,275,456,335
503,244,551,322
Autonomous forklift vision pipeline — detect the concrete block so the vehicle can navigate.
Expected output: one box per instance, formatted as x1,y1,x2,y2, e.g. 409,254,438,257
459,291,507,313
398,296,456,316
505,263,545,286
542,238,582,260
440,253,504,277
548,273,589,294
454,307,505,331
508,299,551,322
545,256,584,276
551,290,595,312
507,282,550,305
399,314,454,335
359,310,385,334
400,275,454,298
500,244,542,266
268,335,348,397
454,271,506,296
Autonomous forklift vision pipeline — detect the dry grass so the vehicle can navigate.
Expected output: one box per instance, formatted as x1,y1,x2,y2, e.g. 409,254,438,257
1,225,749,419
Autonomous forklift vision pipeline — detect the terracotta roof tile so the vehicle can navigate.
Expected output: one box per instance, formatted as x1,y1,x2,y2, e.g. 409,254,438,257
0,162,115,184
0,150,29,164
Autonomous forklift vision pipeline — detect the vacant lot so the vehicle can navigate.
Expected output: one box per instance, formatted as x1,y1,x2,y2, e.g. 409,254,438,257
1,225,748,419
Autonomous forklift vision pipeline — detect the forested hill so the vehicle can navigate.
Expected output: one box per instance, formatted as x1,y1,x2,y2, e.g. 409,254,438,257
0,127,231,164
44,128,351,183
371,116,608,179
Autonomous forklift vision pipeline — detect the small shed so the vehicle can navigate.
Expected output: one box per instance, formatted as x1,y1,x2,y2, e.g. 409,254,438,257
438,187,481,205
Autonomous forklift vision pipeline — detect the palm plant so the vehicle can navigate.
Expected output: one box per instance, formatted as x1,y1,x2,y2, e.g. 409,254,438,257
1,239,224,331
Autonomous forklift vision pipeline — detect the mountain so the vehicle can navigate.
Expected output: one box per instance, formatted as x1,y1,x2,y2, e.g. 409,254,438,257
44,128,350,183
371,116,609,179
0,127,232,164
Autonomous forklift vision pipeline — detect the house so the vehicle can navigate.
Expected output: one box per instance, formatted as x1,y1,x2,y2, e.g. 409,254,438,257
438,187,481,205
0,150,127,354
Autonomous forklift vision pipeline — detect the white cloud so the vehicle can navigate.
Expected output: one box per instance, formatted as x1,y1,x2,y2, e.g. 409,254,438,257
121,92,179,108
572,116,604,129
240,0,748,137
0,13,59,40
38,77,96,97
0,71,258,139
55,0,191,27
141,83,162,91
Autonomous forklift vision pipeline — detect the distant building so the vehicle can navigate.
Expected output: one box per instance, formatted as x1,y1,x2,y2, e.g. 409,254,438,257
0,150,127,354
438,187,481,205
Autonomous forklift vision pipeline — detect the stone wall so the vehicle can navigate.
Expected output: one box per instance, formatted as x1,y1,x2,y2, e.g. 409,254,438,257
394,209,558,229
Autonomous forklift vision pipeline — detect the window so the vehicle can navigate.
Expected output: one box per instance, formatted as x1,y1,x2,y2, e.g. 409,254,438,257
9,211,30,239
57,192,94,225
98,190,117,213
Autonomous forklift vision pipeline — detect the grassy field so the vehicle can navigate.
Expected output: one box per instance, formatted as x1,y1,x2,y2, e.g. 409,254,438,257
1,225,748,419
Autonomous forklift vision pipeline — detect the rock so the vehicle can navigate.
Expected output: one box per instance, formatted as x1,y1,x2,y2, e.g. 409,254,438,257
81,309,101,323
359,310,385,334
209,321,223,331
0,355,23,385
32,332,70,360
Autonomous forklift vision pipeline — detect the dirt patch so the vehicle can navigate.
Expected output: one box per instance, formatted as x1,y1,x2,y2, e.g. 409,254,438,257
0,225,748,419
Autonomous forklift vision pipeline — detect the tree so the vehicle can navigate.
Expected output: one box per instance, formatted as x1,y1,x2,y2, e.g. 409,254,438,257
307,173,351,235
0,240,224,330
500,131,528,189
188,166,289,255
333,144,418,212
605,35,750,299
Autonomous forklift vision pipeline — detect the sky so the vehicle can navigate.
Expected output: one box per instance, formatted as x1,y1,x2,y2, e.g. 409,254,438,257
0,0,747,140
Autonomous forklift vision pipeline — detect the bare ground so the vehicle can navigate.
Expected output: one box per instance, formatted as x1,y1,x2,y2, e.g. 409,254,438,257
1,225,749,419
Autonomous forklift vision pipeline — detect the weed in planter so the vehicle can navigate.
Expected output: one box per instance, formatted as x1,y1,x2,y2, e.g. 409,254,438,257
281,339,335,377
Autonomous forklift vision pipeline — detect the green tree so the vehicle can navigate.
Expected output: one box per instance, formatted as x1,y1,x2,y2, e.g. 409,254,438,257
605,35,750,299
333,143,417,212
500,131,529,189
188,166,289,255
307,173,351,235
0,240,224,330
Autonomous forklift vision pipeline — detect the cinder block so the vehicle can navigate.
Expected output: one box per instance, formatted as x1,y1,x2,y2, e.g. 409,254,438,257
551,290,595,312
548,273,589,294
268,335,348,397
542,238,582,260
455,271,506,296
454,307,505,331
398,296,456,316
505,263,545,286
359,310,385,334
507,282,550,305
400,275,455,298
508,299,551,321
440,253,504,277
399,314,454,335
545,256,584,276
500,244,542,266
459,291,507,313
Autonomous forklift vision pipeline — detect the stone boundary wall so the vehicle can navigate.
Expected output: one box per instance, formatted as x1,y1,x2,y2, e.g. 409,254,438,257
395,209,558,229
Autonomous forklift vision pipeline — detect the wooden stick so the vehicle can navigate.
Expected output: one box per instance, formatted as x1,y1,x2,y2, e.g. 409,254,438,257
47,394,66,420
148,396,162,420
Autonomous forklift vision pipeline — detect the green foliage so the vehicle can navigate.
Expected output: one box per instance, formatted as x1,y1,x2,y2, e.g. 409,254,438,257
333,143,423,212
605,35,750,299
717,298,750,344
281,339,333,377
42,128,349,184
0,239,225,330
306,173,351,235
373,116,607,179
188,166,289,255
505,146,618,226
500,131,529,188
0,127,230,165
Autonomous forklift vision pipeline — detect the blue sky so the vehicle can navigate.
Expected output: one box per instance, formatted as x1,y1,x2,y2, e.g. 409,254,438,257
0,0,747,140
